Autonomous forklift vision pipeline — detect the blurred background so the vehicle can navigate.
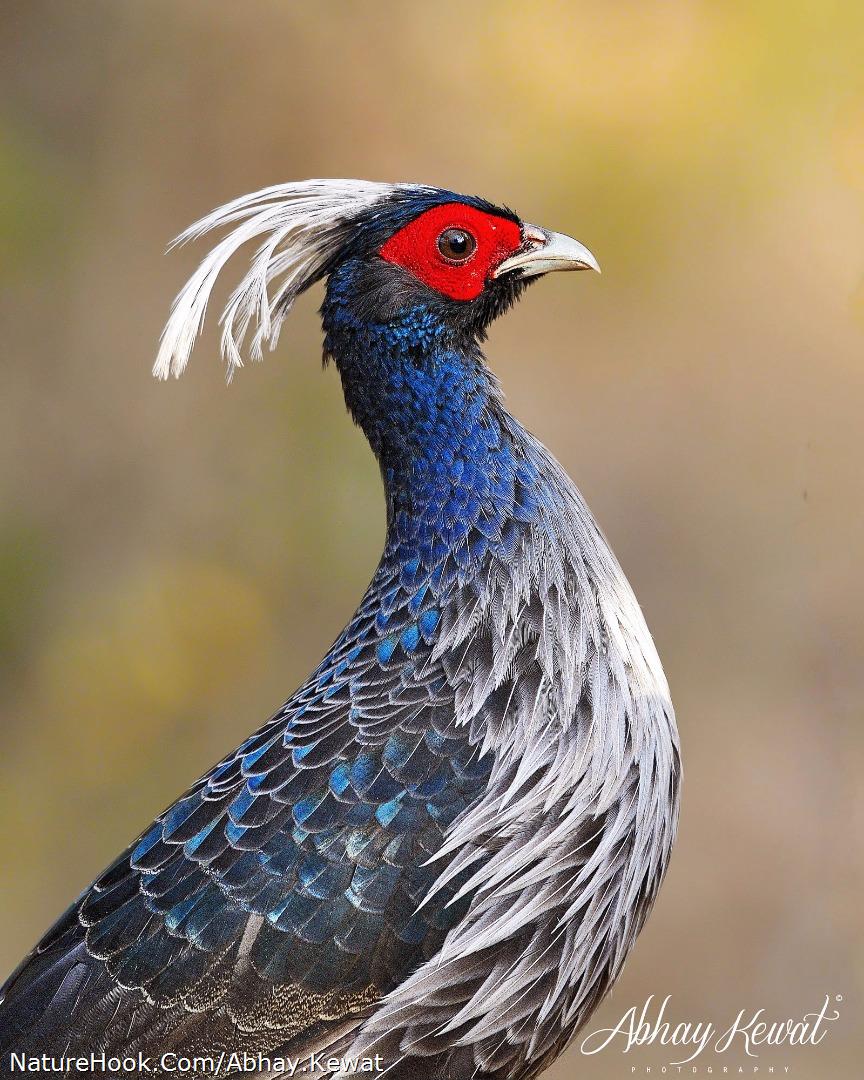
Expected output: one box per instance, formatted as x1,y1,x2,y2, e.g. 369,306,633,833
1,2,862,1075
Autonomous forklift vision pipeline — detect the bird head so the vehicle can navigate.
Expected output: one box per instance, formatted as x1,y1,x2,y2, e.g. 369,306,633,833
154,180,599,381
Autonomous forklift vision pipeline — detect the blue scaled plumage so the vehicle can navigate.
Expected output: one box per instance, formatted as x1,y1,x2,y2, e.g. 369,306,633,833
0,181,679,1080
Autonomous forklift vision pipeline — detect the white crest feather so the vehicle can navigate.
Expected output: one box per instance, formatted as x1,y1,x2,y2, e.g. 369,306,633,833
153,179,404,380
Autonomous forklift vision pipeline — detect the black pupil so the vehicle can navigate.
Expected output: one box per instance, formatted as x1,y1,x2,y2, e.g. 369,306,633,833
438,228,474,261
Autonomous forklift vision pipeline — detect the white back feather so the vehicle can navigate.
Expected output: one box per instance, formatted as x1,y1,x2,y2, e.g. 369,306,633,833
153,179,402,380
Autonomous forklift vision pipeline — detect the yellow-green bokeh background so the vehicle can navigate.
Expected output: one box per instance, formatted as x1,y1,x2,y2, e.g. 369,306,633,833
1,3,862,1076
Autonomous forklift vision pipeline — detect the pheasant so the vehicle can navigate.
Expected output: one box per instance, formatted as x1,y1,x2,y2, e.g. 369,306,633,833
0,181,680,1079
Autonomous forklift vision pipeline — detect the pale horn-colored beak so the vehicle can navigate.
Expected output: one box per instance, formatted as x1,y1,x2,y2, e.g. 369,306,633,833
493,223,600,279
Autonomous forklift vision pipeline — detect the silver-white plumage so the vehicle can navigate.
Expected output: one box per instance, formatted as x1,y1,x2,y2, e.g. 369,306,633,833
154,179,417,380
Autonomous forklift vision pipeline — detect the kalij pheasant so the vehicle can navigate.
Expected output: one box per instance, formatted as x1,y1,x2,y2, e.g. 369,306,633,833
0,181,681,1079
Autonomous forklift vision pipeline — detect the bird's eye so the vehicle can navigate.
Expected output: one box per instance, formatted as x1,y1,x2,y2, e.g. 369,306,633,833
437,228,476,264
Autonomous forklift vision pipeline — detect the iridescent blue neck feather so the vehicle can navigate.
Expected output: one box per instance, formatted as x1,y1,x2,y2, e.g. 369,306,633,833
322,260,541,576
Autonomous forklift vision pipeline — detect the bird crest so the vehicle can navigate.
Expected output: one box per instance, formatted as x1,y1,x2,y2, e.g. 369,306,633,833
154,179,411,380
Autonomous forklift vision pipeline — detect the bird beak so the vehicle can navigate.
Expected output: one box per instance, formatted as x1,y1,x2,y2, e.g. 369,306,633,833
493,223,601,279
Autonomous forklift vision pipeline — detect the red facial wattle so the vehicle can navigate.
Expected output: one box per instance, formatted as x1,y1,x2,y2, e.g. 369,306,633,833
378,203,522,302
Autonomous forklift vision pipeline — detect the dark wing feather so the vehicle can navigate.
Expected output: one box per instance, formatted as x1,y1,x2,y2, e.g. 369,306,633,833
0,561,493,1064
